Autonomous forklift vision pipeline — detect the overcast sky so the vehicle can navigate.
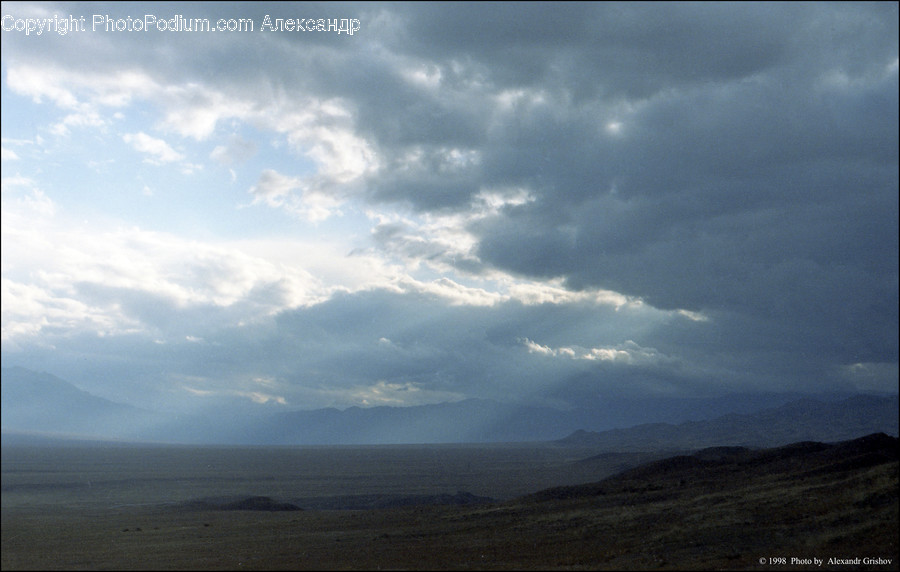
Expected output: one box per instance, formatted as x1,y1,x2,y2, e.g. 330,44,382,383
2,2,897,416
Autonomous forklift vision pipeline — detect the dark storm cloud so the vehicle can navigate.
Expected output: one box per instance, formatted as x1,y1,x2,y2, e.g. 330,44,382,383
355,2,899,371
388,2,795,98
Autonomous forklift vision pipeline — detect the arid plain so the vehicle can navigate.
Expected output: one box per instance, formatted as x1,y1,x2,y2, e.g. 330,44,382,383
2,434,897,571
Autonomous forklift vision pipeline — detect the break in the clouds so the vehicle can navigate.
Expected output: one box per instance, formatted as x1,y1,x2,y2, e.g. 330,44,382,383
1,2,897,415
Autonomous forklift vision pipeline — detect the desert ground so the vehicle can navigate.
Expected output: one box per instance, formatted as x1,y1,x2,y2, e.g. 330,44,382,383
2,436,897,570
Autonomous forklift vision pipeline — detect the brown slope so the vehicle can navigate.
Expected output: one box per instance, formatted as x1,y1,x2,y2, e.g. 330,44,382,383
340,433,896,569
528,432,897,502
462,433,897,569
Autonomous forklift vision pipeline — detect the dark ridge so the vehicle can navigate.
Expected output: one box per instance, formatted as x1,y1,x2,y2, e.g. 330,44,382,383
173,492,495,512
372,491,495,509
622,453,709,477
179,496,302,512
574,450,684,472
290,491,495,511
555,394,899,450
690,446,754,462
831,431,898,454
524,432,899,503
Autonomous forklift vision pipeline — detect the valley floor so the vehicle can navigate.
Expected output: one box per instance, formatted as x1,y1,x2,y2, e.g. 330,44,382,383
2,438,897,570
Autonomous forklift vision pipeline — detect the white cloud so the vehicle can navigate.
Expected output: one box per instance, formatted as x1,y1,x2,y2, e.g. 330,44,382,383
1,277,141,349
235,391,288,405
249,169,302,205
300,124,379,184
394,276,503,306
400,62,443,89
522,338,558,356
521,338,672,366
6,63,377,205
6,66,159,142
676,309,709,322
7,65,80,108
475,187,534,211
50,110,106,136
505,278,635,308
157,83,377,195
1,177,56,217
248,168,347,222
1,184,332,348
395,145,481,175
1,138,36,163
122,132,184,164
345,380,465,407
159,83,254,140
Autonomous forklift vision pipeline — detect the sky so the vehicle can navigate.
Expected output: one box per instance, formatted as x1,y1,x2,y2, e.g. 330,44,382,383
1,2,897,418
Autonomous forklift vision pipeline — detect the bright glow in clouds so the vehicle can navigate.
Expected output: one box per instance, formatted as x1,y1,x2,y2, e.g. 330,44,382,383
522,338,670,366
349,380,464,407
1,180,331,346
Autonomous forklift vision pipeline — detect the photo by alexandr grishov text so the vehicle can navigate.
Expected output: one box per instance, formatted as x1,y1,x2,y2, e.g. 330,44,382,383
827,557,894,566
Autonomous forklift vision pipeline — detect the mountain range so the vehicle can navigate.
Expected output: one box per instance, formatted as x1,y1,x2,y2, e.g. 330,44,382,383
2,366,897,446
0,366,160,440
557,394,900,451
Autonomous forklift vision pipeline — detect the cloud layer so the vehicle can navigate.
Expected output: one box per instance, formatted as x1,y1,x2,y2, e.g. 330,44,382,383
2,2,897,414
